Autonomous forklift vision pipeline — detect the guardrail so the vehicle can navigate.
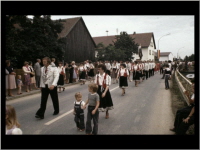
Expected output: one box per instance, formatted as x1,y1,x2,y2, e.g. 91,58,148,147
174,66,193,105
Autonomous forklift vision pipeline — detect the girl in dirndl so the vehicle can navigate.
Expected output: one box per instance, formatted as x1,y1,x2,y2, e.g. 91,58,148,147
132,61,140,87
57,62,65,93
88,61,95,82
111,61,118,84
95,64,114,119
117,63,129,96
78,63,87,85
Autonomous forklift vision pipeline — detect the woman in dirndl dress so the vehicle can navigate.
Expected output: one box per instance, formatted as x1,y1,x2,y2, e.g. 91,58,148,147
117,63,129,96
78,63,87,85
72,61,78,82
57,62,65,93
132,61,140,87
6,60,17,96
88,61,95,82
22,61,32,92
111,61,118,84
95,64,114,119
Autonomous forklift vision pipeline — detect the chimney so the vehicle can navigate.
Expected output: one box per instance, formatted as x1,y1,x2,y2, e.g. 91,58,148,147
133,31,136,34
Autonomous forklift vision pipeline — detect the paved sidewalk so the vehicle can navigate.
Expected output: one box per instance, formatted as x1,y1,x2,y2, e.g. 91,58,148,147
6,82,80,101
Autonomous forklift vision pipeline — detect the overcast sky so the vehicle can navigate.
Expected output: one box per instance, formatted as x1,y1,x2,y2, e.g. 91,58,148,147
29,15,194,59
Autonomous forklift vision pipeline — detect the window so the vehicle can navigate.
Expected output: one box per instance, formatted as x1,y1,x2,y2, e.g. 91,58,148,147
149,50,151,55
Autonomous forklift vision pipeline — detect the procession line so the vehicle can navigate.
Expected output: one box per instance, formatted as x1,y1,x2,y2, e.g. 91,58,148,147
44,86,119,126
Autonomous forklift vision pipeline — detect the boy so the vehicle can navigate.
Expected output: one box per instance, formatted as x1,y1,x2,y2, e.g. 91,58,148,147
74,92,85,131
83,83,100,135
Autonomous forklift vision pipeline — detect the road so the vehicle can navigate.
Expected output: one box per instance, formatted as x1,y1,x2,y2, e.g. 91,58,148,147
6,73,174,135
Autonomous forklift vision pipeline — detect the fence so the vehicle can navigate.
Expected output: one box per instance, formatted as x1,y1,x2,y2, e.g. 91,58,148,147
174,66,193,105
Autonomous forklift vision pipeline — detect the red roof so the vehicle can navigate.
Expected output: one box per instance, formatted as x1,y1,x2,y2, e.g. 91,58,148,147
93,32,156,49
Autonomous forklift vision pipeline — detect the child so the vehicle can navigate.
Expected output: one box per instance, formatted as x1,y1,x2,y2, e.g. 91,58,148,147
6,105,23,135
17,75,23,95
73,92,86,132
83,83,100,135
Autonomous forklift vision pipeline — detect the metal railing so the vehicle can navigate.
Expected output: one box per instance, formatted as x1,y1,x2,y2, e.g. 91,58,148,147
175,66,193,105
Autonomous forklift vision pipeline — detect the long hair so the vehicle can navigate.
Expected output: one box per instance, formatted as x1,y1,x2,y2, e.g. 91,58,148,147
6,105,20,129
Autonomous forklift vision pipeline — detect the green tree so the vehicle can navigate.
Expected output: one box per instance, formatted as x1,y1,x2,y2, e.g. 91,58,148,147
113,32,139,61
6,15,65,68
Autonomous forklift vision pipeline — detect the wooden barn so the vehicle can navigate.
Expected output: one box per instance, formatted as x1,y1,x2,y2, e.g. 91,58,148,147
57,17,96,63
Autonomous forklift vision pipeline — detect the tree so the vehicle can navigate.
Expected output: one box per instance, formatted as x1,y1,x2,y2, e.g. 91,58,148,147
6,15,66,68
184,54,194,61
113,32,139,61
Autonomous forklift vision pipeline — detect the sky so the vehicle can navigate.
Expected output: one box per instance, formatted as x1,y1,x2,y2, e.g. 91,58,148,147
28,15,195,59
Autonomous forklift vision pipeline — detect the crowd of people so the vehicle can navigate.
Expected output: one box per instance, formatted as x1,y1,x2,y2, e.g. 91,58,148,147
5,58,195,135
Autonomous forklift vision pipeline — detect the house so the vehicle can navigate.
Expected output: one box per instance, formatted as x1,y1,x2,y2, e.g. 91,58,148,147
93,32,156,61
159,52,174,62
58,17,96,63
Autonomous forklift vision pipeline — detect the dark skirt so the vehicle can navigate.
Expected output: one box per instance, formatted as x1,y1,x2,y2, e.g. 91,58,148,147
119,76,128,88
88,69,94,77
97,85,114,112
132,71,140,81
79,71,86,80
57,74,64,86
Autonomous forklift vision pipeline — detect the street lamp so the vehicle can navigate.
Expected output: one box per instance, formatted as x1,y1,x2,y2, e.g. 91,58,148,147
158,33,170,50
177,47,184,59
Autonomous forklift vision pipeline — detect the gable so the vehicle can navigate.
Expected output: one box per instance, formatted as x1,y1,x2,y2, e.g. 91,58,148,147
57,17,96,47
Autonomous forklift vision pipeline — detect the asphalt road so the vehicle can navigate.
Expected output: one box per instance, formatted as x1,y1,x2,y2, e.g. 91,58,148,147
6,73,174,135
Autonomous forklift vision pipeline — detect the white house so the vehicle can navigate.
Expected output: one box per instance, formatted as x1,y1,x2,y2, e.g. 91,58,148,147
159,52,174,62
93,32,157,62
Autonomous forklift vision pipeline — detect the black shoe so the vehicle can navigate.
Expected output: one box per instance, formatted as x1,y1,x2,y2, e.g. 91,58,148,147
53,112,59,115
169,128,176,132
35,115,44,119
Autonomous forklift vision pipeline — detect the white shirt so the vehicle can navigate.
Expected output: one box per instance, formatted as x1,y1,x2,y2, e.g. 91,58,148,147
168,63,172,70
111,63,117,69
116,63,121,70
57,66,65,74
132,64,138,71
149,63,152,69
79,66,87,71
105,63,111,70
152,63,155,68
144,63,149,70
89,63,94,69
74,100,85,109
95,73,109,86
117,68,129,76
127,63,132,70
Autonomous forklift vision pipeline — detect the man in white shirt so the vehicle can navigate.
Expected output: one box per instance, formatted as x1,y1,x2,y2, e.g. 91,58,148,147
35,57,59,119
144,61,149,80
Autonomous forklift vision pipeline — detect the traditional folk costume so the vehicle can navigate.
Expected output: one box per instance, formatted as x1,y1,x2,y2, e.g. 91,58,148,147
57,66,65,88
111,63,118,79
118,68,129,88
88,63,95,78
138,64,143,83
132,64,140,86
95,73,114,112
78,65,87,82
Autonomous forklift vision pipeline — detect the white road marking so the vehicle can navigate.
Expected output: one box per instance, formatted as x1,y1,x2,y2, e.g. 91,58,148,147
44,86,119,126
45,109,74,125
